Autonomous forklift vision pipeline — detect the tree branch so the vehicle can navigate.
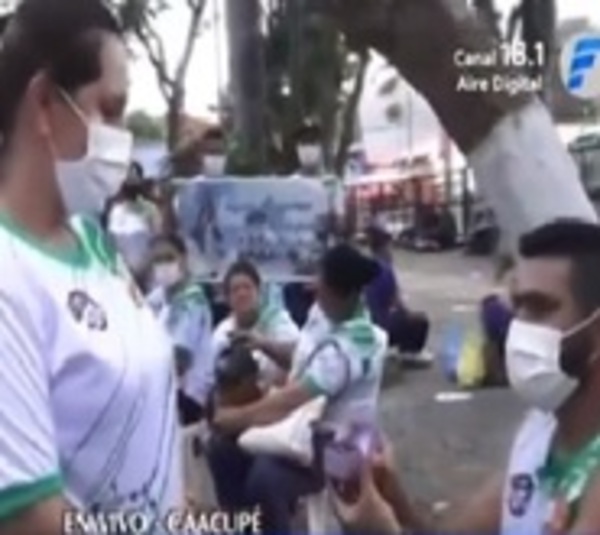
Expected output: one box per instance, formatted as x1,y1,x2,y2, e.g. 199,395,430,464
174,0,207,89
334,49,369,175
135,17,175,100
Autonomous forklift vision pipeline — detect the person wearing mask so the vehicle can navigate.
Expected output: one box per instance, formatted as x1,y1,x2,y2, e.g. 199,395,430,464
365,224,431,365
209,244,388,534
106,163,161,287
211,259,300,390
202,127,227,177
0,1,185,533
333,220,600,535
284,122,330,326
146,234,213,425
294,122,323,176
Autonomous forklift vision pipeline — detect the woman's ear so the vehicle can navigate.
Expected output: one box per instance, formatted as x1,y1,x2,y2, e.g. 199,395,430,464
26,72,55,139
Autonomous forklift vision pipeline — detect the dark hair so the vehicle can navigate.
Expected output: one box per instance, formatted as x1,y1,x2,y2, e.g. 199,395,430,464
294,122,321,144
519,219,600,314
320,244,380,297
203,127,225,143
151,234,187,256
214,343,258,388
224,259,261,292
0,0,121,143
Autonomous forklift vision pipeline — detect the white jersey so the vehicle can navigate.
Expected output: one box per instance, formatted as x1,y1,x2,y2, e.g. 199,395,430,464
501,410,556,535
0,213,182,532
290,304,387,425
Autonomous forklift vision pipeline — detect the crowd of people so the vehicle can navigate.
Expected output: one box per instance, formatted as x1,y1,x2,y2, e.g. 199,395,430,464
2,1,600,535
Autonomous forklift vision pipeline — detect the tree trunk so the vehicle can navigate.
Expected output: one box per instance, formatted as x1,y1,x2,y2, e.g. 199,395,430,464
334,50,369,176
166,87,184,152
225,0,267,173
327,0,529,153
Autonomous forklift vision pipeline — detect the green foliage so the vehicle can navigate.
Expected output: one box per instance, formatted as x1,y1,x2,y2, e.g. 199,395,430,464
127,110,165,141
227,134,264,176
263,0,368,175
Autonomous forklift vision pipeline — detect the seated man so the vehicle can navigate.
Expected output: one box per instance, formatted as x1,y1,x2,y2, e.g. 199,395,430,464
212,343,264,411
365,224,431,365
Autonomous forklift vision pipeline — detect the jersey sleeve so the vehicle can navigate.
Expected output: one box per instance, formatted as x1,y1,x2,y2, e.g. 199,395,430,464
298,342,353,398
0,293,62,520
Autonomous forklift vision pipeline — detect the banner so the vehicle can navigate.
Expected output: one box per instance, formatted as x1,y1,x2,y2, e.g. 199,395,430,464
175,177,333,281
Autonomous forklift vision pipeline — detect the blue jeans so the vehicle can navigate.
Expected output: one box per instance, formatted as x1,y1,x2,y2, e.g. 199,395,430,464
207,433,324,534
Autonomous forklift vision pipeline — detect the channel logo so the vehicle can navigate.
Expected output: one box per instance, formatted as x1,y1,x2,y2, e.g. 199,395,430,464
560,32,600,100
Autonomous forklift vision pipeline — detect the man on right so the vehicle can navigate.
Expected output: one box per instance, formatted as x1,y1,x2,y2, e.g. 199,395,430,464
334,219,600,535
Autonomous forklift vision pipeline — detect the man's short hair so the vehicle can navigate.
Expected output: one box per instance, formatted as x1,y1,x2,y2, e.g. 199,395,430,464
519,219,600,314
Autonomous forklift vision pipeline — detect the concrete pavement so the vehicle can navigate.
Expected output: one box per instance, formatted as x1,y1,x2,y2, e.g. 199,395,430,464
379,249,524,514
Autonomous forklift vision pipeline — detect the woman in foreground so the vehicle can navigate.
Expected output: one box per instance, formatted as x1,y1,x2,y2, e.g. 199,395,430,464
0,1,183,533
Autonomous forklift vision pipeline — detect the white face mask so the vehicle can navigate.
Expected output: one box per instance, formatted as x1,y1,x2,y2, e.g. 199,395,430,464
297,144,321,169
55,93,133,216
505,312,599,412
203,155,226,176
153,262,182,288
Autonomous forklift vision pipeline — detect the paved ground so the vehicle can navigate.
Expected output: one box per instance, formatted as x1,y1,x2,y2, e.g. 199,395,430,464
379,249,525,514
193,250,526,519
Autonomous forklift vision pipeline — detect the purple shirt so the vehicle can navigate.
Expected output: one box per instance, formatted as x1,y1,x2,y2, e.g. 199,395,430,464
365,258,398,328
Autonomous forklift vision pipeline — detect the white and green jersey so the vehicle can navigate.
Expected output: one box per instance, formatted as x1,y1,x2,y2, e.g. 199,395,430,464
290,304,387,424
0,213,182,531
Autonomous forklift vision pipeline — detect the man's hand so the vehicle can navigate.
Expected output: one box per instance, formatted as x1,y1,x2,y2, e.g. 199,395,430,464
330,460,402,535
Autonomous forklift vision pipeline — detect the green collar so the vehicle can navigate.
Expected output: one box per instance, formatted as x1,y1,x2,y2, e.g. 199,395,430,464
0,210,90,268
538,432,600,503
334,304,376,350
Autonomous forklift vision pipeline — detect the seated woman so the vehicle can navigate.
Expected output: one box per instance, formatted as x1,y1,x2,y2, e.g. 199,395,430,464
365,224,431,364
146,234,214,425
208,244,388,534
212,260,300,390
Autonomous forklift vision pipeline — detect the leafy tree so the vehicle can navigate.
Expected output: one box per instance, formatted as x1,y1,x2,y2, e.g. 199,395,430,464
114,0,209,151
258,0,370,176
126,110,165,141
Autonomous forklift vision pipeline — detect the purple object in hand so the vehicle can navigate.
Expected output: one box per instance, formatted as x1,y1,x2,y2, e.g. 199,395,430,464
323,424,379,482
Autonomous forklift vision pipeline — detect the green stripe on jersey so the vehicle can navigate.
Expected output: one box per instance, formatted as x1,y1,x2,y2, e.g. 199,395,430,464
0,474,63,521
0,211,90,268
75,216,119,272
172,281,207,310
